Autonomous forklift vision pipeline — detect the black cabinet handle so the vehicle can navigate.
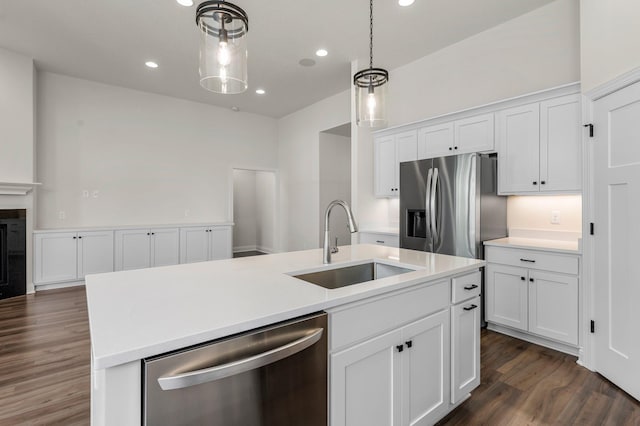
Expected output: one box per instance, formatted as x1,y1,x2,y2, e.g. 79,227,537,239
533,181,538,185
521,276,526,281
463,284,478,290
376,240,385,244
449,147,453,151
541,181,546,185
454,146,458,150
147,232,150,236
396,344,404,353
73,236,77,239
520,258,536,263
463,304,478,311
529,278,534,282
405,340,413,349
78,236,82,239
152,232,155,235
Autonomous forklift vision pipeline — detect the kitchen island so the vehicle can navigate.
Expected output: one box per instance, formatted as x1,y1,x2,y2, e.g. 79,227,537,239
86,244,484,425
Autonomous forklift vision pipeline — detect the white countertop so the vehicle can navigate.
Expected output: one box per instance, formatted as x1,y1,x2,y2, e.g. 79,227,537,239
86,244,483,370
484,237,581,254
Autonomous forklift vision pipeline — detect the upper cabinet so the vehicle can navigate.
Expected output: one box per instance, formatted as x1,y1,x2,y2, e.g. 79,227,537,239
497,94,582,195
374,130,417,197
418,113,494,160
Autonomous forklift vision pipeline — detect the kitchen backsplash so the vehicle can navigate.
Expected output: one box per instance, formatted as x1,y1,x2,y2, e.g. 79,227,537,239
507,195,582,235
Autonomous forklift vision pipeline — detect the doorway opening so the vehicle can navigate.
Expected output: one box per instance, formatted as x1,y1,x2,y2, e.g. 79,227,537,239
231,168,277,258
319,123,352,247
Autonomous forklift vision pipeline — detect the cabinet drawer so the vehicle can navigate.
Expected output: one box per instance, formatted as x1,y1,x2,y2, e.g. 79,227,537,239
452,271,481,304
329,280,449,351
359,232,399,248
485,246,578,275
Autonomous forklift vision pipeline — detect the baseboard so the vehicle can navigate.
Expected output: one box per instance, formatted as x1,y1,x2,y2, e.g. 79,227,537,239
35,280,85,291
256,245,274,254
233,245,257,253
487,322,580,357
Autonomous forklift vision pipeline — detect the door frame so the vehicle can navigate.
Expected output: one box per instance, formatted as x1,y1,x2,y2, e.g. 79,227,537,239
581,66,640,371
228,166,280,254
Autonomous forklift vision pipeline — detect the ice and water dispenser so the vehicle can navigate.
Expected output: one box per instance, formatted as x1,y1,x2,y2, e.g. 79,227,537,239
406,209,426,239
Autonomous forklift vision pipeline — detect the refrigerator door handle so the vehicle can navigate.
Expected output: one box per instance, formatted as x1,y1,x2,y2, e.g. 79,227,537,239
426,167,433,240
431,167,439,244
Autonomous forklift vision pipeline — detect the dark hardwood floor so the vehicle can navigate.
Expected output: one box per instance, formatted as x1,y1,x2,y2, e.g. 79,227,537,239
0,286,638,425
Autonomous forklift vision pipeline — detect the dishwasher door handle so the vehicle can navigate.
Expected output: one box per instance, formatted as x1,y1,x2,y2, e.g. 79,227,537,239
157,328,324,391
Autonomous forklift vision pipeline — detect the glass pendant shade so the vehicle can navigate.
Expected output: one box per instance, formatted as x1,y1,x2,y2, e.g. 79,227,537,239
196,1,248,94
354,68,388,128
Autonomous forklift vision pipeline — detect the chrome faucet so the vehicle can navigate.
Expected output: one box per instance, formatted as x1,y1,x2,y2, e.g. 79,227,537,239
323,200,358,264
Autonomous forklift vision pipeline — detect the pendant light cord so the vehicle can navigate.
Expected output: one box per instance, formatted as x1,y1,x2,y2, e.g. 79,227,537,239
369,0,373,70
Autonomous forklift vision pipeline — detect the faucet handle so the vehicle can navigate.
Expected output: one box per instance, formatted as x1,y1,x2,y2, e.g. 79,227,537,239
331,236,339,254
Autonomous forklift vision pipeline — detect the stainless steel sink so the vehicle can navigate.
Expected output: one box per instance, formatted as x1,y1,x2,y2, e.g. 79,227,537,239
292,262,415,289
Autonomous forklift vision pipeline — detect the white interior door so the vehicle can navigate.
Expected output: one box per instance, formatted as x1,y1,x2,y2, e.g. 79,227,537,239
593,80,640,401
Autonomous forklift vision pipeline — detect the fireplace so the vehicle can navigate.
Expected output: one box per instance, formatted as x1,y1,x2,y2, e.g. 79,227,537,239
0,209,26,300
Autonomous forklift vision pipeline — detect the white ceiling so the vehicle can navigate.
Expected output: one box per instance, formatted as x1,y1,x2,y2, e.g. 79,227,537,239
0,0,554,118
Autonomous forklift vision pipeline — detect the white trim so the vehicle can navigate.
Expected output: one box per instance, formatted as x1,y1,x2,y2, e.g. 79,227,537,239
34,222,234,233
0,182,41,196
233,245,257,253
35,280,84,291
487,323,580,358
583,67,640,100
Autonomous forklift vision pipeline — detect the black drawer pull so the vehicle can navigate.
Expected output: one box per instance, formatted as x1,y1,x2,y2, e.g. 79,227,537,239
520,258,536,263
521,276,526,281
463,284,478,290
463,304,478,311
376,240,385,244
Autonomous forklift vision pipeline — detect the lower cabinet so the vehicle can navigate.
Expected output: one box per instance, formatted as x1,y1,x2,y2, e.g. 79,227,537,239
115,228,179,271
358,231,399,248
331,309,450,426
451,296,481,404
180,226,232,264
485,245,580,347
34,231,114,284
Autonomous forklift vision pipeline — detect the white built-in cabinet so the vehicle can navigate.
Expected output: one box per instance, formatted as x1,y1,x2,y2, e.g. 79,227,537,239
115,228,179,271
34,230,114,284
418,113,494,159
329,270,481,426
485,245,579,348
374,130,417,197
358,231,399,248
497,94,582,194
180,226,232,264
34,223,233,287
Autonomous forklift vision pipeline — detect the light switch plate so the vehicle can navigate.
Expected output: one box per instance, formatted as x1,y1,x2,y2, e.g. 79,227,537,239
551,210,560,224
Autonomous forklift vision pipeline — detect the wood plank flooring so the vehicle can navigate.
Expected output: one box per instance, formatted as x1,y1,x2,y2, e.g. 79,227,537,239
0,286,638,425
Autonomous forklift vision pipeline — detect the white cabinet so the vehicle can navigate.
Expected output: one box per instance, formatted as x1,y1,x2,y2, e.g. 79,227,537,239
34,231,114,284
497,94,581,194
180,225,232,264
115,228,179,271
374,130,417,197
418,113,494,160
331,309,450,426
358,231,399,248
451,296,481,404
485,246,580,347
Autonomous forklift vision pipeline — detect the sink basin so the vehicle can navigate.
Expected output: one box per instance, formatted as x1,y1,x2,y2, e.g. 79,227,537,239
292,262,415,289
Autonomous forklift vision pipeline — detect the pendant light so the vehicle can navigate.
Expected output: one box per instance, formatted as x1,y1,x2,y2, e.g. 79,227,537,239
354,0,389,128
196,1,249,94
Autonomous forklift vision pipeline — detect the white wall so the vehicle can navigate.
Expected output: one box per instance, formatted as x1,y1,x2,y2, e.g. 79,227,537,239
580,0,640,92
255,170,276,253
355,0,581,230
0,47,35,183
277,90,350,251
319,132,351,247
36,72,278,229
507,195,582,233
232,169,257,251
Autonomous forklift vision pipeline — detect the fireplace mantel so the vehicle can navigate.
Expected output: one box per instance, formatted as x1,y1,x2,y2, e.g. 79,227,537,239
0,182,42,196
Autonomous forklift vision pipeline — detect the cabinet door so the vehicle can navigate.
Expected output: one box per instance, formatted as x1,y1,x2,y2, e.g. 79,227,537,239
151,228,180,267
539,94,582,192
401,309,451,426
485,263,528,331
451,296,481,404
331,329,402,426
528,270,578,345
34,232,78,283
77,231,114,278
497,103,540,193
418,122,454,159
179,227,209,264
455,113,495,153
115,229,151,271
375,135,397,197
209,226,232,260
396,130,418,163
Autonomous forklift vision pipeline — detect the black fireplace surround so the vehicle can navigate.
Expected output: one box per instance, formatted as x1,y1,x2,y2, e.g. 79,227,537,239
0,209,26,300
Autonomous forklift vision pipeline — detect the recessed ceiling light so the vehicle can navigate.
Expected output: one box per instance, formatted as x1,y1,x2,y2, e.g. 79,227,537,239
315,49,328,57
145,61,159,69
231,106,240,112
255,89,266,95
176,0,194,6
398,0,414,6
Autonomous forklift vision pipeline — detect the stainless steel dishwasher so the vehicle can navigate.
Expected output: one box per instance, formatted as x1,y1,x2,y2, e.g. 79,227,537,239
143,312,327,425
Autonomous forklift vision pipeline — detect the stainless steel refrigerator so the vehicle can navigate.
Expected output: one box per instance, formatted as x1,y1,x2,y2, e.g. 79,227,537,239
400,153,506,259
